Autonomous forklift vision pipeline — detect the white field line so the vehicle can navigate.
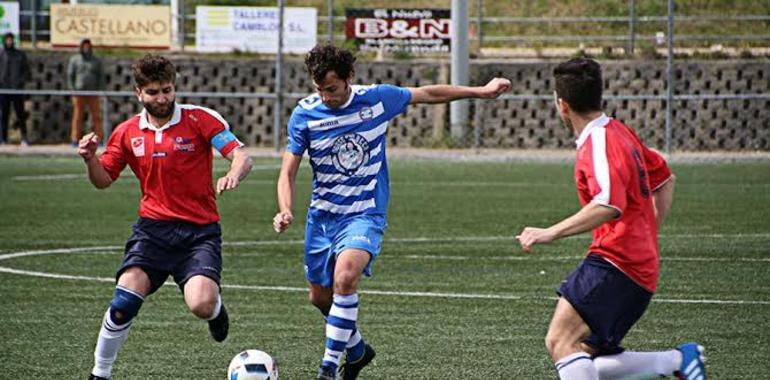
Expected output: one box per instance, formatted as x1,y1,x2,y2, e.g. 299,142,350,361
0,243,768,306
0,266,768,305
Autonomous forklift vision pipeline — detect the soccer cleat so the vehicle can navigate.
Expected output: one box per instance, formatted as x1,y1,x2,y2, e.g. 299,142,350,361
207,303,229,342
675,343,707,380
87,374,109,380
339,344,376,380
316,366,337,380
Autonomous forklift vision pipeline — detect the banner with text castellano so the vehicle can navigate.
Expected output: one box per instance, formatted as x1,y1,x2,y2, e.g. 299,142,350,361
51,4,171,48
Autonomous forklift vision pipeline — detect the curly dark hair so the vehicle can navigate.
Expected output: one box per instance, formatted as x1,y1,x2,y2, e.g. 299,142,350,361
304,44,356,83
132,54,177,88
553,58,603,113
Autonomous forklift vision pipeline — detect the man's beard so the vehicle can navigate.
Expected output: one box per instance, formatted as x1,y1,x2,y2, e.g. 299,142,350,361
142,99,175,119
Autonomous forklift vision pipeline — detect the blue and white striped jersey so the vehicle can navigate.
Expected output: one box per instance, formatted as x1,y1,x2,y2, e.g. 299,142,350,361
286,84,412,216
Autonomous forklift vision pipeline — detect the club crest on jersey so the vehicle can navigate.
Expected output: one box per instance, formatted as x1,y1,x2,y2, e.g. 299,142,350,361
130,137,145,157
358,107,374,121
173,136,195,152
331,133,370,176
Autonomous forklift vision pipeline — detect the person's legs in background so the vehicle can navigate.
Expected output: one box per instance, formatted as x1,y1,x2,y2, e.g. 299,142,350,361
71,96,86,146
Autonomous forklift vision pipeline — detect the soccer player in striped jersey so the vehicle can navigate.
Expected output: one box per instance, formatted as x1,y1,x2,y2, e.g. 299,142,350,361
80,55,253,380
516,58,707,380
273,44,511,380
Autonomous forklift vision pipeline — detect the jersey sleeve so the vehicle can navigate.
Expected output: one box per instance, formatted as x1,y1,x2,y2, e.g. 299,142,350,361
99,126,128,181
584,129,628,214
194,108,242,156
642,145,673,191
286,109,308,155
376,84,412,119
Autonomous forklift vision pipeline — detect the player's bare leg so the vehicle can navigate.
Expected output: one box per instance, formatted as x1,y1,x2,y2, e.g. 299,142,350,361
546,298,598,379
89,267,150,379
183,275,228,342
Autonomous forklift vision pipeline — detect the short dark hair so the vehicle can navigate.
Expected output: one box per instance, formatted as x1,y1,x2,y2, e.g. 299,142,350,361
131,54,176,88
305,44,356,83
4,32,13,40
553,58,603,113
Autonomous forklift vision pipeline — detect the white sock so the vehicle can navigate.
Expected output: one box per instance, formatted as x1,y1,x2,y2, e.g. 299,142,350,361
556,352,599,380
595,350,682,379
205,294,223,321
92,310,132,378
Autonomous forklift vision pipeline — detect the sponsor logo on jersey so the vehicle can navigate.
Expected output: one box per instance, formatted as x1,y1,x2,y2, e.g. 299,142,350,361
131,137,145,157
152,151,167,158
173,136,195,152
331,133,370,176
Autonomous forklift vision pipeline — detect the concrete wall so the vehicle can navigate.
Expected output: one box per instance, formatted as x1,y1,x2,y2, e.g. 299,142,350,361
17,53,770,151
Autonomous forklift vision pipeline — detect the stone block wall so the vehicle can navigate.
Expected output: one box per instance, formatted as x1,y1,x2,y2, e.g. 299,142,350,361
15,53,770,151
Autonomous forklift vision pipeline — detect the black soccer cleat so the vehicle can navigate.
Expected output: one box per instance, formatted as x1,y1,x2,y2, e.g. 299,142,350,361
87,374,109,380
339,344,376,380
207,303,229,342
316,366,337,380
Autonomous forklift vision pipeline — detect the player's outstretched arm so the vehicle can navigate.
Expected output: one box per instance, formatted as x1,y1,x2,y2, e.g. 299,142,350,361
516,202,618,252
78,132,113,189
407,77,511,104
217,147,253,195
273,152,302,234
652,174,676,227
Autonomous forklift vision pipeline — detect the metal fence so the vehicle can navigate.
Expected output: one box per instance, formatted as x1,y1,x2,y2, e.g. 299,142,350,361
16,1,770,52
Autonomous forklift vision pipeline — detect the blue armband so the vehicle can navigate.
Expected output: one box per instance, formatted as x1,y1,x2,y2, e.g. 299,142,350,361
211,129,238,152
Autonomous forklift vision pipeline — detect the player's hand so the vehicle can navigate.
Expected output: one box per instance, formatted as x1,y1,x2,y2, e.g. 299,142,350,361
516,227,556,252
273,211,293,234
216,174,240,195
78,132,100,161
479,77,512,99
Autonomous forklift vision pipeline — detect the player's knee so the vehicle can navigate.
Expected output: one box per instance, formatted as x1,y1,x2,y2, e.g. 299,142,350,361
108,286,144,326
333,271,359,294
188,297,217,319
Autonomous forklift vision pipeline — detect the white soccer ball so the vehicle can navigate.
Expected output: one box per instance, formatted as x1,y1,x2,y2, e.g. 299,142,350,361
227,350,279,380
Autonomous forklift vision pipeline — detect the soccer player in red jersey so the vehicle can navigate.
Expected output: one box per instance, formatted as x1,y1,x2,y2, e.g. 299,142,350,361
516,58,706,380
78,55,253,380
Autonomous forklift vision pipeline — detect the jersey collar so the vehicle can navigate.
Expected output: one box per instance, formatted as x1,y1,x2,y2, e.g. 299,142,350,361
139,103,182,132
337,85,358,109
575,113,610,149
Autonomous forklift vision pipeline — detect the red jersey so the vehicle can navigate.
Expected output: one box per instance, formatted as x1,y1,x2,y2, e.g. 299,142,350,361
100,103,242,225
574,114,672,293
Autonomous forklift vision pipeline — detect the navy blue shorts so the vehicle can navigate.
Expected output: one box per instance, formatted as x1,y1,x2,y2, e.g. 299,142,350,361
557,254,653,356
117,218,223,295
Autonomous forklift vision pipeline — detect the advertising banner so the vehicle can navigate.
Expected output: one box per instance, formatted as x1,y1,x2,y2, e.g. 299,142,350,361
345,8,451,53
0,2,20,43
196,6,317,54
51,4,171,48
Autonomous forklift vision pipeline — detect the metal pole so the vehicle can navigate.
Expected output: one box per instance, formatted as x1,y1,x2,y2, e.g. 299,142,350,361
179,0,186,51
476,0,483,55
628,0,635,56
665,0,674,155
31,0,37,48
101,95,110,141
450,0,470,143
274,1,285,152
473,98,481,152
327,0,334,44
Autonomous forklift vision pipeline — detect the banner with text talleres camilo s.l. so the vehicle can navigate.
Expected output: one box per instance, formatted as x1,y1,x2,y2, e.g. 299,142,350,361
50,4,171,49
195,6,316,54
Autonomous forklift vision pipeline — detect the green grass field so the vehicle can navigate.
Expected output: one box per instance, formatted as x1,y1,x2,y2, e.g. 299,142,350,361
1,155,769,379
